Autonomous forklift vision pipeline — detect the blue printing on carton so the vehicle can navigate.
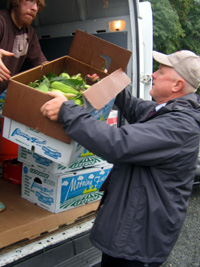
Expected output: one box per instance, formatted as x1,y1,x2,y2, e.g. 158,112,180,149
32,150,104,170
35,191,54,206
31,181,54,195
33,153,53,166
60,168,111,202
20,145,106,173
11,128,62,159
11,128,46,145
25,166,111,209
28,168,54,206
42,146,61,159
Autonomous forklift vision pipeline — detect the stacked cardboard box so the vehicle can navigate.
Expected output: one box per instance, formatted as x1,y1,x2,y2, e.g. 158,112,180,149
21,160,112,213
2,29,131,213
17,145,113,213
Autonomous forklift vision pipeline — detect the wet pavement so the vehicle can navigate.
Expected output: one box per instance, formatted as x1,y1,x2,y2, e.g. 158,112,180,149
161,184,200,267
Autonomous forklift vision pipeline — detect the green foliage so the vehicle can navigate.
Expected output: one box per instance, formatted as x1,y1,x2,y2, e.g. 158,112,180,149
170,0,193,22
140,0,200,75
196,87,200,96
179,1,200,55
143,0,184,54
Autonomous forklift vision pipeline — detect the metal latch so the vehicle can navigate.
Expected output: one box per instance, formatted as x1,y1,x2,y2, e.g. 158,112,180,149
140,74,152,84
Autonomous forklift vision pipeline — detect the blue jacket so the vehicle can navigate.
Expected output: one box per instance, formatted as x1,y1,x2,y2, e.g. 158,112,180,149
58,89,200,263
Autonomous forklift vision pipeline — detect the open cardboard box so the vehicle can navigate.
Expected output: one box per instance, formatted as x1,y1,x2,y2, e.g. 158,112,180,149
2,29,131,166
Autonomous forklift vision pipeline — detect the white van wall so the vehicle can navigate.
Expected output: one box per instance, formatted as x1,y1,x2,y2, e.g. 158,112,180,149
138,1,153,100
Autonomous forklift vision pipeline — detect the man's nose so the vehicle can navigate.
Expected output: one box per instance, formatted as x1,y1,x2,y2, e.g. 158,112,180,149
31,2,39,11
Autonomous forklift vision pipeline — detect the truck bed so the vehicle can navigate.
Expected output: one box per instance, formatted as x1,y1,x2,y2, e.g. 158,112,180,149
0,179,100,266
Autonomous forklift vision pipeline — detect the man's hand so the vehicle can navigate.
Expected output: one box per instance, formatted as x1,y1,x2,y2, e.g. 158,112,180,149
0,49,14,82
40,91,68,121
87,70,107,82
87,73,100,82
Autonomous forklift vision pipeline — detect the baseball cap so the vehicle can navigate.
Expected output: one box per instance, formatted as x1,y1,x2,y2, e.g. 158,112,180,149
153,50,200,89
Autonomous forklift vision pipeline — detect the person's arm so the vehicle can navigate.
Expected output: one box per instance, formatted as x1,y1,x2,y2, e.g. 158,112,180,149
115,89,155,123
41,91,192,166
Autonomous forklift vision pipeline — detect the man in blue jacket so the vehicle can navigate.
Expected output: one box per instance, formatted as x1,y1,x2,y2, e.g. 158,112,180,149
41,50,200,267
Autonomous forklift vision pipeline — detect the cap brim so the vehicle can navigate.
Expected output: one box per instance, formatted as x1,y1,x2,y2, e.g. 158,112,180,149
153,51,173,67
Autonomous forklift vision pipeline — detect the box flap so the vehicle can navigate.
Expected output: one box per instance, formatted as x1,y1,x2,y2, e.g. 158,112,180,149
83,69,131,110
69,29,132,73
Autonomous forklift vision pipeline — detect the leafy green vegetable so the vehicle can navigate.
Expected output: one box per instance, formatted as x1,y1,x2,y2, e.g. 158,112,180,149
27,71,94,106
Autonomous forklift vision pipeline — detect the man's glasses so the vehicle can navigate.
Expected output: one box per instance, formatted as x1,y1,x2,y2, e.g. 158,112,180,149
25,0,41,8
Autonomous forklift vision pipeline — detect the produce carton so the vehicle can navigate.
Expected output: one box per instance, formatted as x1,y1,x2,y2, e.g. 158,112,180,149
21,162,112,213
18,146,108,173
3,116,112,166
2,29,131,165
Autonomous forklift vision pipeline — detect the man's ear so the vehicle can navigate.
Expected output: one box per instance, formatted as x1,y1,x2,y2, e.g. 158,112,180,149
172,78,185,93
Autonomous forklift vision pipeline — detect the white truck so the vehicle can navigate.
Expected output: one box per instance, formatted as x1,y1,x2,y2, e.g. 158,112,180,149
0,0,154,266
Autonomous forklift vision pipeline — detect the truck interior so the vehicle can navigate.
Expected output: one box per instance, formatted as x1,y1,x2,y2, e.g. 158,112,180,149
0,0,131,62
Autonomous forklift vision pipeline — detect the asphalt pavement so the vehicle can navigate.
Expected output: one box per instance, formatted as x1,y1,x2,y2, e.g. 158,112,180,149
161,184,200,267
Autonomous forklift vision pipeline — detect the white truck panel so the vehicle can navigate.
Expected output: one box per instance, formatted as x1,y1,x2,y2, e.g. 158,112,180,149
138,1,153,100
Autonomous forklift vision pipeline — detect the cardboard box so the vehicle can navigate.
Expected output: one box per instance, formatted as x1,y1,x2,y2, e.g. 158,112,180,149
2,29,131,144
3,117,80,166
0,179,100,249
2,30,131,166
3,117,111,167
21,162,112,213
18,146,108,173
